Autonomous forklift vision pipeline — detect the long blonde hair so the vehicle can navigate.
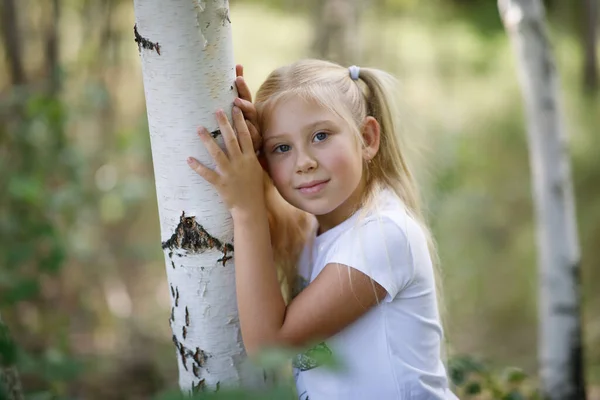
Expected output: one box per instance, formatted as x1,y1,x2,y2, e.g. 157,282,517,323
255,59,445,323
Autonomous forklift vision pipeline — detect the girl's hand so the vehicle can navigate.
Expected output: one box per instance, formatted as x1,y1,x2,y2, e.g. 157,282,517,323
187,107,265,216
234,64,262,153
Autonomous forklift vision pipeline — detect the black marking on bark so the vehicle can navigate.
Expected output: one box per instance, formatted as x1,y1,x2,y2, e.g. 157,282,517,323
170,307,174,323
175,288,179,307
180,347,188,371
571,333,586,399
215,381,221,392
133,24,161,55
192,379,206,393
193,363,201,378
217,251,233,266
553,303,578,316
173,338,188,371
185,307,190,326
569,260,586,399
201,266,205,271
220,9,231,25
210,129,221,138
182,325,187,339
169,251,173,259
193,347,208,367
230,85,234,91
161,211,234,266
171,260,176,269
170,285,175,298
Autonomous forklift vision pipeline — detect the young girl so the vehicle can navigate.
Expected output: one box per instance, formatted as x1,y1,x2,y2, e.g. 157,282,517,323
187,59,458,400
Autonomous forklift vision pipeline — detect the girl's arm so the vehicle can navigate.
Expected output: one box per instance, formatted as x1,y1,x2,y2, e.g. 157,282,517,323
232,204,387,356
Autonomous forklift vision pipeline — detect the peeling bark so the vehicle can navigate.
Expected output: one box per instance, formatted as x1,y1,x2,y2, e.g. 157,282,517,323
162,211,234,266
134,24,161,55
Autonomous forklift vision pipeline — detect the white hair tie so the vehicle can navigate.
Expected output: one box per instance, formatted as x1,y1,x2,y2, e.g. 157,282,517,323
348,65,360,81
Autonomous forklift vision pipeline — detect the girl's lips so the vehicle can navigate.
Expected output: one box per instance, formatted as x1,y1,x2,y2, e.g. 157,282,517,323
298,180,329,194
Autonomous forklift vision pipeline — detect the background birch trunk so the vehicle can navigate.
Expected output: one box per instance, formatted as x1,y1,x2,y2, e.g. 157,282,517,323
498,1,586,399
133,0,261,393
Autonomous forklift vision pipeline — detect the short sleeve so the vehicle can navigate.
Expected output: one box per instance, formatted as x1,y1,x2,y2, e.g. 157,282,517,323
325,217,415,303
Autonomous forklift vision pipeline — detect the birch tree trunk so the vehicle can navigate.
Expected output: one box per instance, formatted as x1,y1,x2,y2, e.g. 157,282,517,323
133,0,261,393
498,1,586,399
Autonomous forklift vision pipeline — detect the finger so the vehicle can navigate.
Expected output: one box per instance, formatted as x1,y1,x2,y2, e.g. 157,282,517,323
245,120,262,153
236,64,243,78
235,76,252,102
187,157,219,184
216,109,242,158
232,106,253,154
197,126,230,168
233,97,258,123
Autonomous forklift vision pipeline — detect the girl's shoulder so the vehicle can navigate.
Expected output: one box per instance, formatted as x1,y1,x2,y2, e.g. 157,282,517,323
324,191,429,301
346,188,424,245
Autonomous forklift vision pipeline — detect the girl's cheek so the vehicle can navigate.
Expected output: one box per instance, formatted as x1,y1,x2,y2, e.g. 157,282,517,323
266,160,284,184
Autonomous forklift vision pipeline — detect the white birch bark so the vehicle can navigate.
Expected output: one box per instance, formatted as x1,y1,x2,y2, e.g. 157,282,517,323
498,1,586,399
133,0,262,393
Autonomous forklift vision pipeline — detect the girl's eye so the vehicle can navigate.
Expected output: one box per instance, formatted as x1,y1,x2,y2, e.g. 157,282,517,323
313,132,328,142
274,144,291,153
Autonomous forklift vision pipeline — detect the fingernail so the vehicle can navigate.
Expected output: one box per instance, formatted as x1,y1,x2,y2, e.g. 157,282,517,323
233,106,241,114
187,157,194,164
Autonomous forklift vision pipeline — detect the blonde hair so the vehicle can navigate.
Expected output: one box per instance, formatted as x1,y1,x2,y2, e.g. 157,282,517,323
255,60,445,328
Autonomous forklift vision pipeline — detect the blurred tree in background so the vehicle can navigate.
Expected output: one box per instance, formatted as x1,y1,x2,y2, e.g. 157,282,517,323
0,0,599,398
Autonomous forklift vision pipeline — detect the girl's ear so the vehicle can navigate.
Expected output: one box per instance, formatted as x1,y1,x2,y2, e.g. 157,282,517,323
361,116,381,161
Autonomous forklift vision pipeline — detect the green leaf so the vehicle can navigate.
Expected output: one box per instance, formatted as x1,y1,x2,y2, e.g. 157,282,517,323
465,381,482,395
291,342,339,372
39,240,65,274
0,320,17,366
502,366,527,384
8,175,44,205
448,355,486,386
1,278,40,304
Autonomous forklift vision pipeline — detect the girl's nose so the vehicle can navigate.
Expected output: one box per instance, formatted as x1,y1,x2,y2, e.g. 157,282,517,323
295,151,318,173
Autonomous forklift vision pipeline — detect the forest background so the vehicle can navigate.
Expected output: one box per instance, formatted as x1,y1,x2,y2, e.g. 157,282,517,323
1,0,599,398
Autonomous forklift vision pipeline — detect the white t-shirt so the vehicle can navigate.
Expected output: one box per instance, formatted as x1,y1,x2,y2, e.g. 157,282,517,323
292,189,458,400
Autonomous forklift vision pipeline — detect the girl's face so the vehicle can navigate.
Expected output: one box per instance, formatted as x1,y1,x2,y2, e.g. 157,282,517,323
262,97,369,232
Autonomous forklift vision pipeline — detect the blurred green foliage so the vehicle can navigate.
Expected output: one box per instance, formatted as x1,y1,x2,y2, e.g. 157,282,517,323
449,355,542,400
0,85,87,397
